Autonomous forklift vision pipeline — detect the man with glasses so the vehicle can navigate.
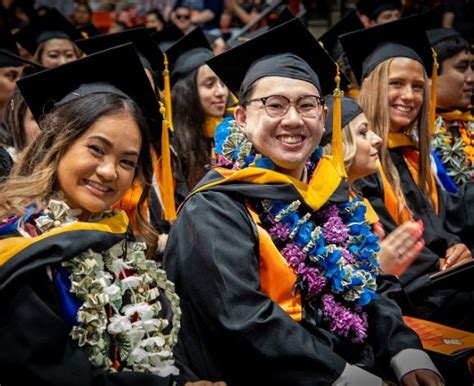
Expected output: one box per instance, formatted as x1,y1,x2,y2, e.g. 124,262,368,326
164,18,442,386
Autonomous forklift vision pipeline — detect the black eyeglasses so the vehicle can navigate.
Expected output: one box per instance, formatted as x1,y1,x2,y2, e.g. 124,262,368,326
244,94,325,118
176,14,190,20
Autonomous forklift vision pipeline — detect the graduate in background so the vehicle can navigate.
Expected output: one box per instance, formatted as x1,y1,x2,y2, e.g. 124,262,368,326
0,28,44,179
14,8,82,68
165,27,229,191
341,15,474,331
356,0,402,28
428,28,474,253
164,18,443,386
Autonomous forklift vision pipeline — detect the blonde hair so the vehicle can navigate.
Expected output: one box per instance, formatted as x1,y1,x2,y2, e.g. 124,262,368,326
358,58,433,219
322,120,357,172
0,93,159,257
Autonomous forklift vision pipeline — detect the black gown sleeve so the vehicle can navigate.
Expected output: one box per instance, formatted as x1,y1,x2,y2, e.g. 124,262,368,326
355,173,439,296
164,190,348,385
444,183,474,252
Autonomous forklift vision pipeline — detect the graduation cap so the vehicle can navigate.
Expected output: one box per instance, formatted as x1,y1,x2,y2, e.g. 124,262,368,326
75,27,164,75
151,24,184,52
318,10,364,61
206,18,348,99
419,5,445,30
321,95,363,146
427,28,463,47
340,14,434,84
164,27,213,84
356,0,402,20
14,8,83,56
17,43,162,146
207,17,349,177
0,28,44,69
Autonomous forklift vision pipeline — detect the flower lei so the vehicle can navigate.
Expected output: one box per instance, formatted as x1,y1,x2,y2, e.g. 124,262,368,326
26,198,181,376
214,117,380,343
432,115,474,186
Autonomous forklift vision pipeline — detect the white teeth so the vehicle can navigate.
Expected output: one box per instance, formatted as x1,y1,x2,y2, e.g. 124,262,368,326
393,105,411,112
279,135,303,144
87,180,110,192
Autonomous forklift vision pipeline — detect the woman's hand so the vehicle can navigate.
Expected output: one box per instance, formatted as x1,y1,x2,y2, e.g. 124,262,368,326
378,220,424,277
443,243,472,270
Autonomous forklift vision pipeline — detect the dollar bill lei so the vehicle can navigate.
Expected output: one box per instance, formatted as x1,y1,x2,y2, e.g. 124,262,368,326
14,198,181,376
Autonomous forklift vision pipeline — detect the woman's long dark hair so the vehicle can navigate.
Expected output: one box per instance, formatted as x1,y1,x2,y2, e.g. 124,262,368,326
171,69,212,190
1,93,158,257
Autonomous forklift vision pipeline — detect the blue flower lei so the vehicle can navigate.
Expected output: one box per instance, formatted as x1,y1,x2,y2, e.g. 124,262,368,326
214,117,380,343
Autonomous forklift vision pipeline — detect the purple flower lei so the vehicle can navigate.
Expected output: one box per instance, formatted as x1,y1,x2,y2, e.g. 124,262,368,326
213,118,380,343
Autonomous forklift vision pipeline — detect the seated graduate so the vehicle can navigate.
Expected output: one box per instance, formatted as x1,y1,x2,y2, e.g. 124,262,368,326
0,28,44,179
14,7,82,68
322,96,425,278
0,44,185,386
427,28,474,252
164,18,443,386
341,15,474,331
165,27,229,191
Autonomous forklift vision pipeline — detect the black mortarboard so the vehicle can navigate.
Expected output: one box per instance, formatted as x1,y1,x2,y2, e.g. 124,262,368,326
17,43,161,147
165,27,213,84
0,28,44,69
340,14,433,84
206,18,347,98
75,27,164,74
427,28,463,46
321,95,363,146
356,0,402,20
318,10,364,61
14,8,82,55
151,24,184,52
419,5,444,30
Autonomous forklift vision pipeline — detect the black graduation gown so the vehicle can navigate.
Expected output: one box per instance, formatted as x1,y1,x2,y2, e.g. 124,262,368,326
356,148,474,330
164,168,423,385
0,212,181,386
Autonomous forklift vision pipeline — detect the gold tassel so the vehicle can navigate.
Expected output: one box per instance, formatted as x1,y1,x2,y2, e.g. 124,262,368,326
429,47,439,136
332,63,347,178
162,53,174,132
156,102,176,221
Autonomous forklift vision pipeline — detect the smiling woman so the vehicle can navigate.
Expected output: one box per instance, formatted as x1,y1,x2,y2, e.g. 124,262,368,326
0,45,191,386
166,27,229,191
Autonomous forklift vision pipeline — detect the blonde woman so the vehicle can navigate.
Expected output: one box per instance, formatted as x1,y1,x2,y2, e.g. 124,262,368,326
341,15,473,331
323,95,424,278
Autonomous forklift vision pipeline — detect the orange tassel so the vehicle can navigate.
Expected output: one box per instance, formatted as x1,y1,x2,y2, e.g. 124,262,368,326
429,48,439,136
332,64,347,178
156,102,176,221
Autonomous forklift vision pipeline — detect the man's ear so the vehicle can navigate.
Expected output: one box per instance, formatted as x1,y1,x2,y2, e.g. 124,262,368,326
234,105,247,128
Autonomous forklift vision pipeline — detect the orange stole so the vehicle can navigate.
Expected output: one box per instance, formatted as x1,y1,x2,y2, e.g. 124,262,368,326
247,207,303,322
